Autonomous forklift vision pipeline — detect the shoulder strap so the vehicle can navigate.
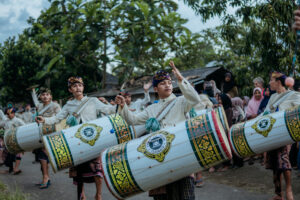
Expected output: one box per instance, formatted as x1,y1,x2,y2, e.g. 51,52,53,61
156,98,177,122
266,91,294,113
73,97,91,117
39,102,54,115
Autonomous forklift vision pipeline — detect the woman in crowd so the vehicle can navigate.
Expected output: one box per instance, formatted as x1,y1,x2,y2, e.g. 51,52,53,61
246,88,264,120
221,72,238,98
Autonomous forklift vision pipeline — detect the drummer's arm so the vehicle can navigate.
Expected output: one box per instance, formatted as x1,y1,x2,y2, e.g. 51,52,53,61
44,106,69,125
93,97,116,115
178,79,201,113
53,103,61,115
31,89,40,107
119,103,149,125
0,110,7,121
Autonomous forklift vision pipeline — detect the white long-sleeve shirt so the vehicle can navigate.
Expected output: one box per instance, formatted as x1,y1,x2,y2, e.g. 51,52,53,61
31,90,61,117
0,116,25,130
119,79,201,129
44,96,116,125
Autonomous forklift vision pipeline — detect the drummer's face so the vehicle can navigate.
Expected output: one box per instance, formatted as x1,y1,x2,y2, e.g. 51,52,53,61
154,79,173,99
69,83,84,97
269,77,278,91
40,92,52,104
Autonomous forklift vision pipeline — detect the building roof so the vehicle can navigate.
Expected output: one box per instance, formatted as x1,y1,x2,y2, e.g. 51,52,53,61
92,66,229,97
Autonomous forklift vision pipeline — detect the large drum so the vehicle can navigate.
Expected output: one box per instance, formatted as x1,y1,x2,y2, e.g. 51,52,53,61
101,110,232,199
43,114,145,172
4,121,65,154
229,106,300,158
196,106,229,134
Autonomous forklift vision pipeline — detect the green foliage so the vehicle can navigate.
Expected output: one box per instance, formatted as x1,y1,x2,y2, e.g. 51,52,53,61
0,182,30,200
0,0,216,104
184,0,299,95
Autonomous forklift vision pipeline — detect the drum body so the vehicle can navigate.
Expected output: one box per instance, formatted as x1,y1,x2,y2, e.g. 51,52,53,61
229,106,300,158
101,111,232,199
3,122,61,154
43,114,144,172
196,106,229,134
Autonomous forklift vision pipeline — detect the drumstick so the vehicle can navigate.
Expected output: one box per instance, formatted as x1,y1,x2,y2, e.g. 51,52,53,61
115,82,126,118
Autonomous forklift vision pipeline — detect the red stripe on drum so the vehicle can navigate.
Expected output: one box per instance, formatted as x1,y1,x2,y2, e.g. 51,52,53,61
211,110,232,160
285,106,300,142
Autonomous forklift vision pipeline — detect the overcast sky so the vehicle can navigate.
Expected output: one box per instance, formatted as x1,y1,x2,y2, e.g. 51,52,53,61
0,0,222,44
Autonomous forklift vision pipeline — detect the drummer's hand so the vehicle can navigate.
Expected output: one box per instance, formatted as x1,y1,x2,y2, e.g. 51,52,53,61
98,97,108,104
35,116,45,123
115,95,125,109
169,60,183,82
143,81,152,92
293,9,300,32
251,114,257,119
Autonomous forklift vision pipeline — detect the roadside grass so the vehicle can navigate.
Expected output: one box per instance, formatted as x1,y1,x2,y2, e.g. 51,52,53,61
0,181,30,200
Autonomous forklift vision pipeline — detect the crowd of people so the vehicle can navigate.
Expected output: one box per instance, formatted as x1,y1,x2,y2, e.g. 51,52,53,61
0,8,299,200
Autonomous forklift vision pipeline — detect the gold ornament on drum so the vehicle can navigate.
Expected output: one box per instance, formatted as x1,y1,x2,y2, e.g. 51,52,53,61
137,130,175,162
251,116,276,137
75,123,103,146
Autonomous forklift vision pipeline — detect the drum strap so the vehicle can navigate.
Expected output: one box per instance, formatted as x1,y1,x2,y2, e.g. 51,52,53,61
38,102,53,116
156,98,178,121
72,97,91,117
265,91,294,113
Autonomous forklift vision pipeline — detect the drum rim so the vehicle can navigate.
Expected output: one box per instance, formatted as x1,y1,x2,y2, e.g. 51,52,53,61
227,126,240,158
100,150,123,200
211,110,232,160
218,106,230,133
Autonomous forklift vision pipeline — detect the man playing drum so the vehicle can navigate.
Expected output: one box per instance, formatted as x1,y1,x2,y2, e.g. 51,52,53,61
0,107,25,174
115,61,201,200
36,77,116,200
31,87,61,189
121,81,152,113
263,72,300,200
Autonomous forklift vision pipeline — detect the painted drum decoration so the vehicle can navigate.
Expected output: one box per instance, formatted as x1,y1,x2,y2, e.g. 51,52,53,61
4,122,61,154
196,106,229,134
43,114,145,172
101,110,232,199
229,105,300,158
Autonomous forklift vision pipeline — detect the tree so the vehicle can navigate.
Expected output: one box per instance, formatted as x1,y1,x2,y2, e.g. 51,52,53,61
183,0,299,94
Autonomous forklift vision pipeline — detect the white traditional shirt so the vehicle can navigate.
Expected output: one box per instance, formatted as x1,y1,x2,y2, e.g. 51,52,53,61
264,90,300,112
0,116,25,130
119,79,201,128
194,94,213,110
0,110,7,121
31,90,61,118
128,91,151,113
44,96,116,124
21,111,34,124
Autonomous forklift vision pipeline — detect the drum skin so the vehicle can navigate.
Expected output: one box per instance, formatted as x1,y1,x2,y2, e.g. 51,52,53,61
101,111,232,199
43,114,141,172
229,106,300,158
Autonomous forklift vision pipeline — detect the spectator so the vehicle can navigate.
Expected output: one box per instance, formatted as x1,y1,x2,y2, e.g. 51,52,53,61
257,86,275,115
221,72,239,98
246,88,263,120
253,77,265,95
231,97,245,124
